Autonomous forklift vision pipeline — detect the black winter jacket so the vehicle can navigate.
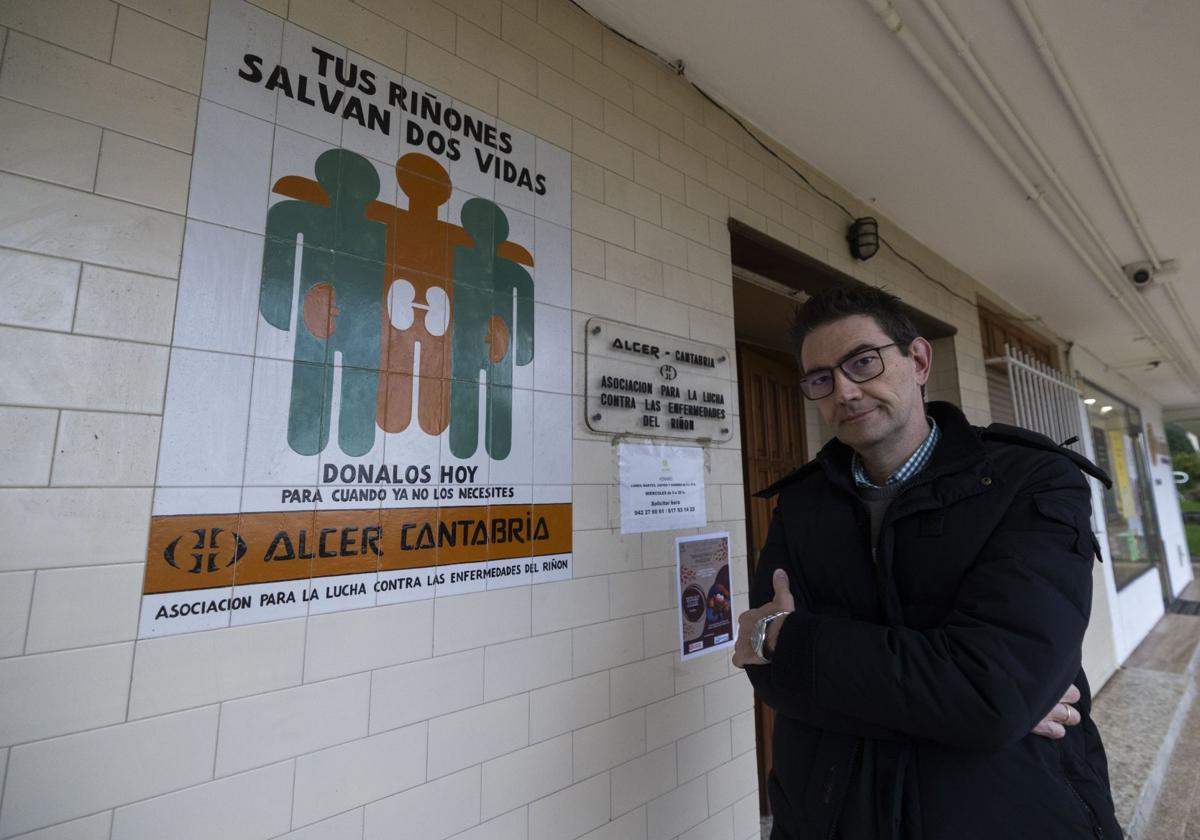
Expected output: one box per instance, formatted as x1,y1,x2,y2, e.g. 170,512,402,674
747,401,1122,840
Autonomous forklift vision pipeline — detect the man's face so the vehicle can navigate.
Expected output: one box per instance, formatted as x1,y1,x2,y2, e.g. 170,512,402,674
800,314,932,454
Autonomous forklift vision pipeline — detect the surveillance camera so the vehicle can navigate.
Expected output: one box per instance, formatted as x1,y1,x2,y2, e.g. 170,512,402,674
1124,261,1155,288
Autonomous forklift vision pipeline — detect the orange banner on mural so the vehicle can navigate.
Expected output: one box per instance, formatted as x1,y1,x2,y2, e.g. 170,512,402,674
143,503,573,594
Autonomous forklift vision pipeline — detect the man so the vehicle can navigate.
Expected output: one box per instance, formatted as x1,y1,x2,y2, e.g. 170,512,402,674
732,287,1121,839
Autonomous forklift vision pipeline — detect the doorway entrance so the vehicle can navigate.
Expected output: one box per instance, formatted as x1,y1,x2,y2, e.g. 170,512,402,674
733,273,809,815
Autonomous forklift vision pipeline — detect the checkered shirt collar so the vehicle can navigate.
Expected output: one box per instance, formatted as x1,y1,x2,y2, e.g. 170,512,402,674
851,417,940,489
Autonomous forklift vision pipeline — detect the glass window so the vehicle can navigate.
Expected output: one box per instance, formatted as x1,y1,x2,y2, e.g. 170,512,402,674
1082,382,1164,589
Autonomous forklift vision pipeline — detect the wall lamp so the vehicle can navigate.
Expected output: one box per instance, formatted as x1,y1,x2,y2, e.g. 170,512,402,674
848,217,879,261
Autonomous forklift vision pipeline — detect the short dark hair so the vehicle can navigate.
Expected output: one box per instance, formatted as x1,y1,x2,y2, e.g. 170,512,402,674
791,285,920,370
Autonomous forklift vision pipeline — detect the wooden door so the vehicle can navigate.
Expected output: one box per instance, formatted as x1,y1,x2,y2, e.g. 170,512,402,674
736,343,808,815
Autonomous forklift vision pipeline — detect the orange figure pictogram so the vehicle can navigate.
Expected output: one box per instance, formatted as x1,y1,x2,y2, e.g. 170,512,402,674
272,152,533,436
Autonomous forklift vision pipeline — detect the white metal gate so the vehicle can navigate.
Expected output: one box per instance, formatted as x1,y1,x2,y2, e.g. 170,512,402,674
988,343,1087,452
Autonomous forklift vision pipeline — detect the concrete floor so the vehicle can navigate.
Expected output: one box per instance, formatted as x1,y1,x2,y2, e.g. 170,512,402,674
1139,573,1200,839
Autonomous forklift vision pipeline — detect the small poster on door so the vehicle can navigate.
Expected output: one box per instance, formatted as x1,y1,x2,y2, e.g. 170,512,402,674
675,532,733,660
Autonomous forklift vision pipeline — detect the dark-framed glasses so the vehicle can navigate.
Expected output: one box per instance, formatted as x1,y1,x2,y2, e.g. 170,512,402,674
799,343,900,400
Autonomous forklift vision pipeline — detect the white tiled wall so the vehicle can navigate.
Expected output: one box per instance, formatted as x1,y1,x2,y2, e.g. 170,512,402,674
0,0,996,837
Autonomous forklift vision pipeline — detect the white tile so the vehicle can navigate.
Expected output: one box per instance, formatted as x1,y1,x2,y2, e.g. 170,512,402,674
275,22,346,145
289,0,407,82
529,772,610,840
529,671,608,743
643,608,679,658
0,326,169,413
733,792,759,840
647,776,708,840
427,694,528,778
489,388,535,485
137,586,234,638
0,571,34,657
25,564,142,653
646,689,705,752
484,629,571,700
533,304,572,397
611,744,677,817
0,407,57,486
433,586,531,655
216,673,370,776
535,573,609,633
0,0,117,60
705,748,757,815
532,390,572,486
571,528,640,578
0,706,219,837
731,710,756,756
679,807,733,840
292,722,428,828
173,221,266,356
363,766,480,840
370,649,483,733
187,100,275,235
571,484,608,531
340,51,403,166
51,412,161,487
610,653,675,715
534,138,571,227
272,809,364,840
678,722,732,784
111,761,292,840
111,6,205,94
533,218,571,310
573,708,645,780
5,812,113,840
0,247,78,332
481,733,572,819
0,33,196,152
73,265,177,345
0,98,101,190
495,123,537,216
304,599,433,681
156,348,253,487
240,355,320,487
610,567,673,619
674,647,731,694
704,674,753,727
446,809,527,840
0,488,151,572
577,807,647,840
0,644,133,747
123,0,208,35
201,0,284,120
573,615,643,676
128,618,305,718
94,131,192,214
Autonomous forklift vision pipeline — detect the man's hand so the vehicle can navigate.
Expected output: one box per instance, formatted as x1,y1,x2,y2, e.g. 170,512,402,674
1031,684,1082,739
733,569,795,669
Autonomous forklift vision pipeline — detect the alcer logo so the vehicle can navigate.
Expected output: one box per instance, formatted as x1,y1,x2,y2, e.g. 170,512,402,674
164,528,247,574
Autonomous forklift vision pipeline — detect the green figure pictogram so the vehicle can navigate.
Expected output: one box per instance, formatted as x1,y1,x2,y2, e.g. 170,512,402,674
449,198,535,460
260,149,386,457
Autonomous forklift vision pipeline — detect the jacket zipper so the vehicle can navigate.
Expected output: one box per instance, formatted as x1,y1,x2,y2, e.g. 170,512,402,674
1063,776,1103,837
824,740,864,840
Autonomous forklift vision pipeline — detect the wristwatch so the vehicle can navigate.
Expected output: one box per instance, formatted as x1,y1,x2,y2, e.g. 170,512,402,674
751,611,791,662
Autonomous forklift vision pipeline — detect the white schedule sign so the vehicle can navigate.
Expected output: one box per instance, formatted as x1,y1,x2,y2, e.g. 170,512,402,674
618,443,706,534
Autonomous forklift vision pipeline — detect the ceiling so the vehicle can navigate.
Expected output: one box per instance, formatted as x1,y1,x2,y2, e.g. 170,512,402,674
575,0,1200,420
